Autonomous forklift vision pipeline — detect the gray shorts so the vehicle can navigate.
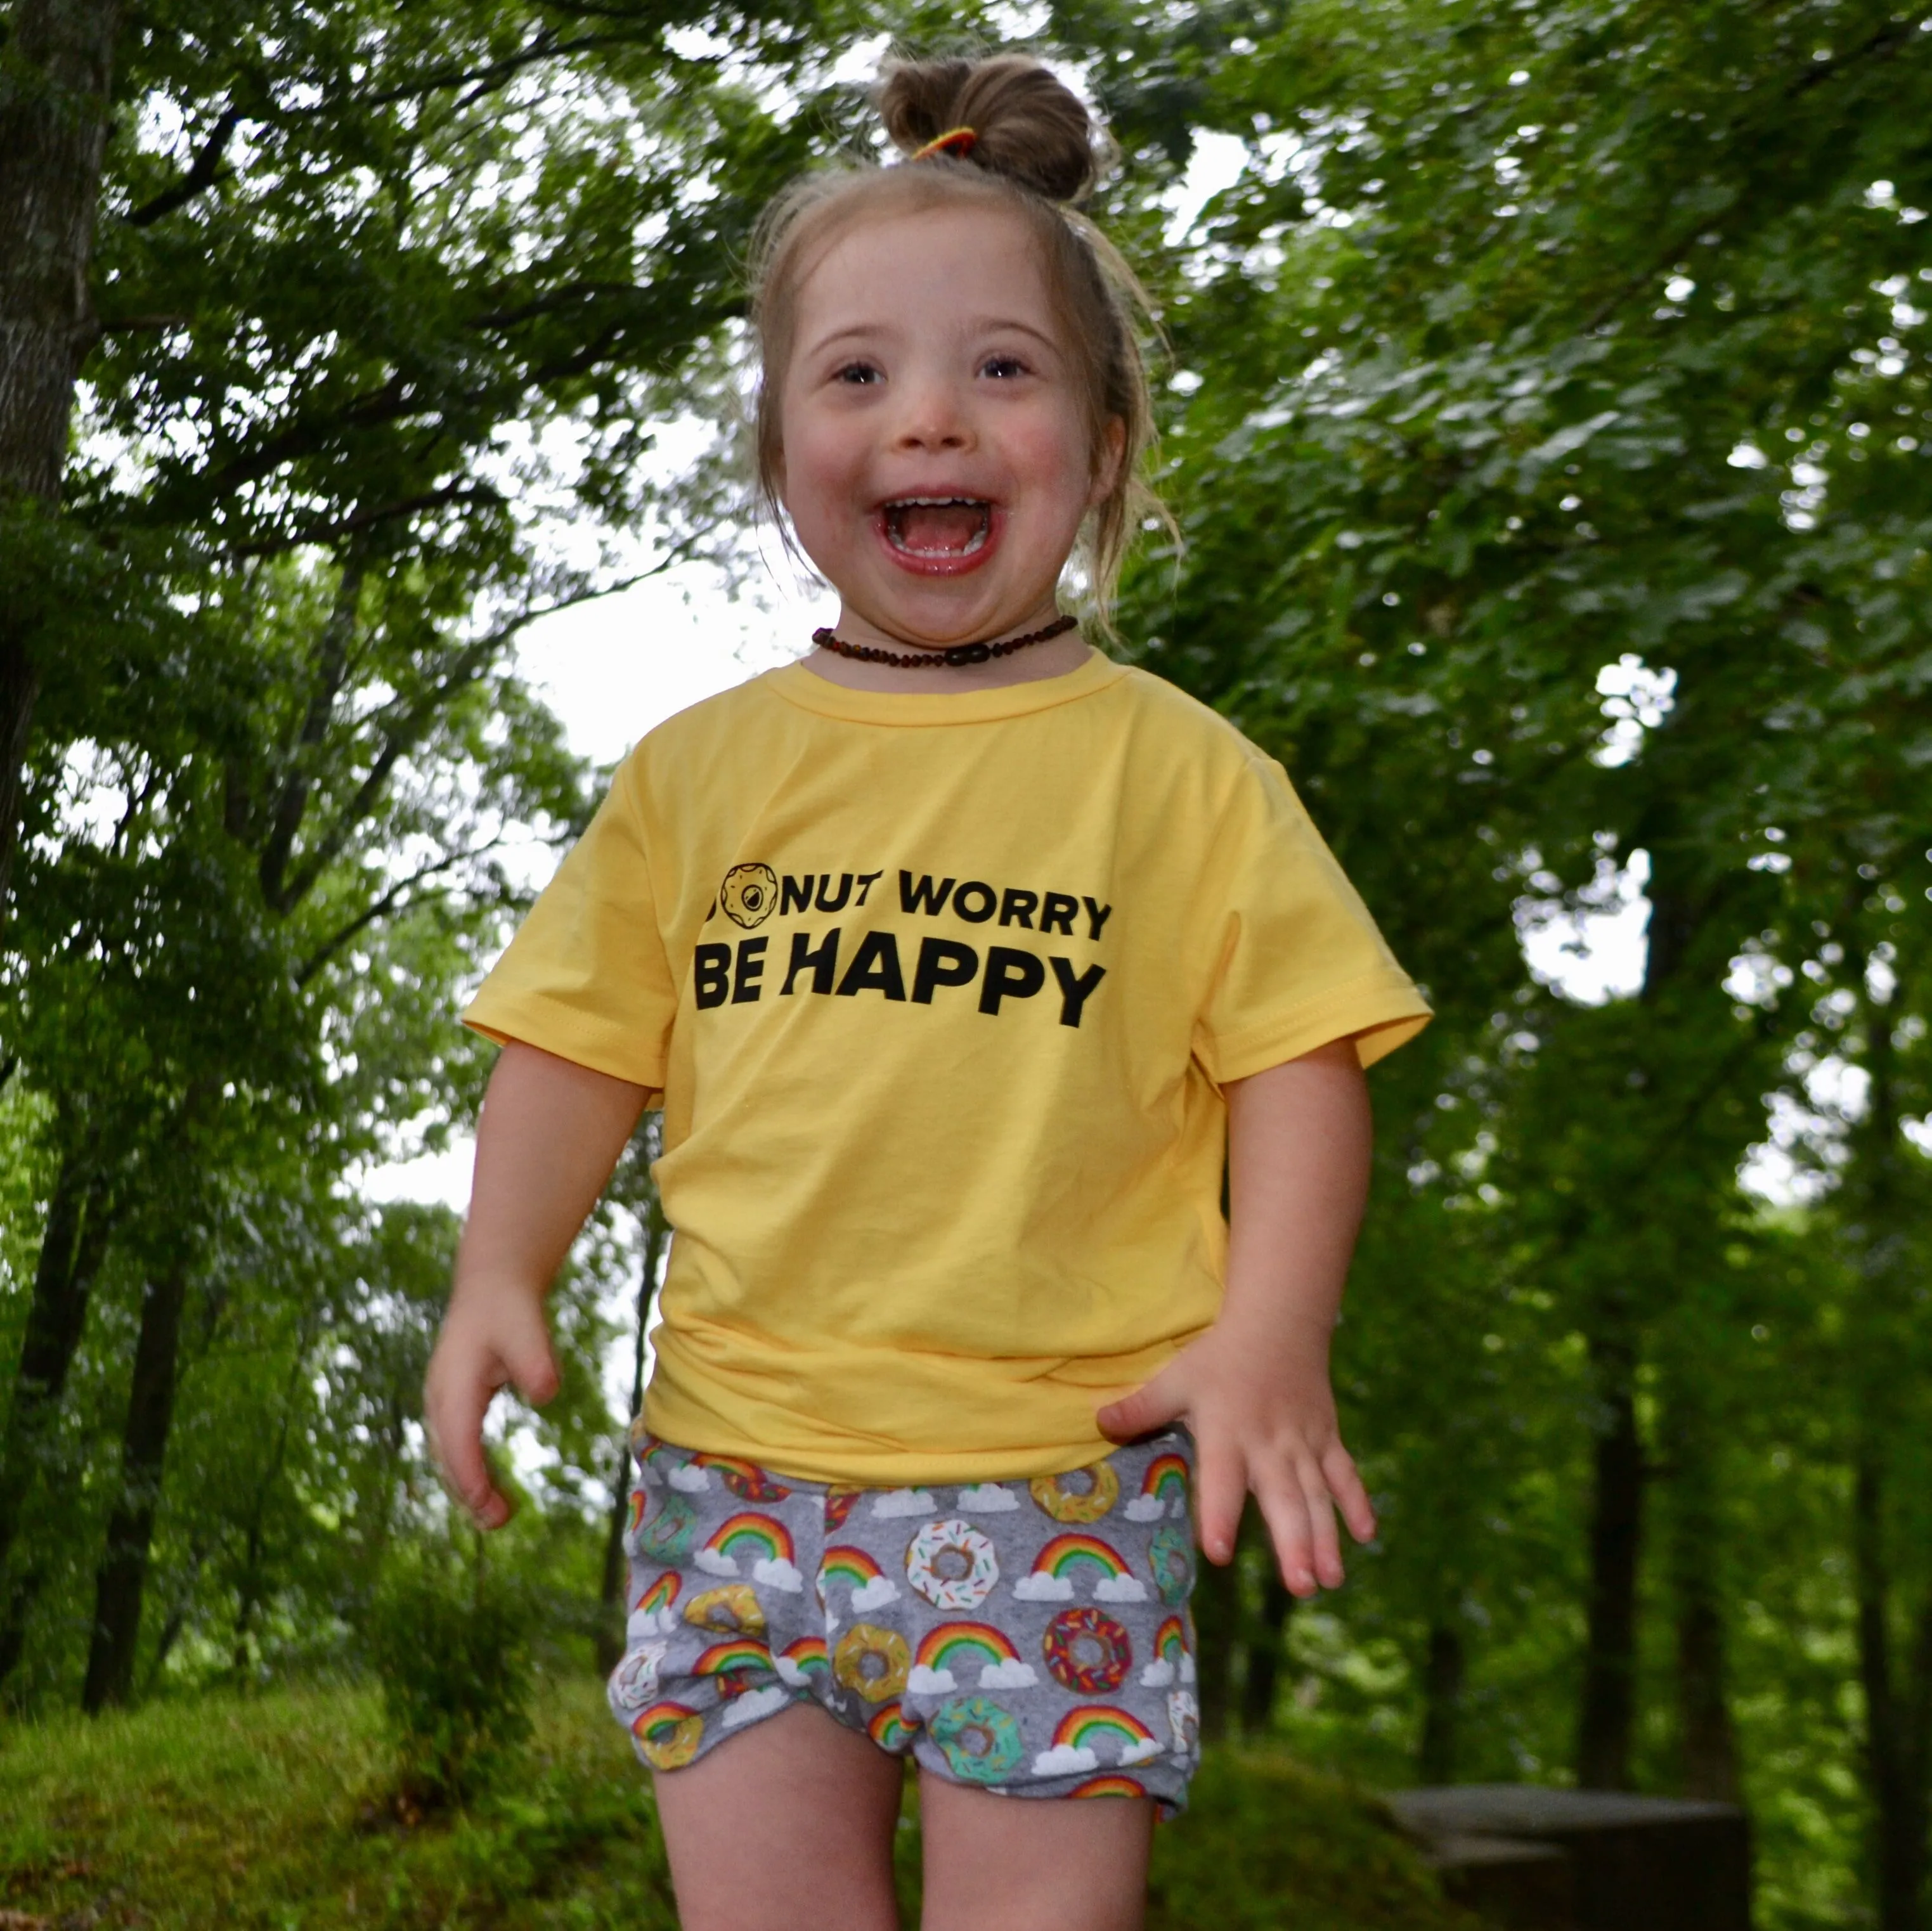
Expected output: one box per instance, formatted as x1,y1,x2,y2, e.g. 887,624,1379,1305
607,1428,1201,1815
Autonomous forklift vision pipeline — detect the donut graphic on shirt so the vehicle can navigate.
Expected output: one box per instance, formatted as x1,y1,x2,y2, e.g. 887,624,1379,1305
721,863,778,928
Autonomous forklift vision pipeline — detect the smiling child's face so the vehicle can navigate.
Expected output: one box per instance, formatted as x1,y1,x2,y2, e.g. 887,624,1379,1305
777,202,1123,652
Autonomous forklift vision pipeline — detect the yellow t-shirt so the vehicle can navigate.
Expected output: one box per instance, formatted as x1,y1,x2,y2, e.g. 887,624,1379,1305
464,650,1430,1484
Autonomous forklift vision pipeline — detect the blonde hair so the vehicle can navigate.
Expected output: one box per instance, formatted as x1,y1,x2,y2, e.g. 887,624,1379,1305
748,53,1165,636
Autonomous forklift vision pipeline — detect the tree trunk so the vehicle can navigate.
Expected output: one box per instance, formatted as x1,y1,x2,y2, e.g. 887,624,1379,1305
0,1144,113,1692
597,1201,668,1674
1663,1375,1742,1802
1194,1537,1239,1745
0,0,125,916
1852,1448,1932,1931
1576,1331,1645,1790
1239,1558,1293,1738
1420,1615,1467,1783
81,1254,190,1712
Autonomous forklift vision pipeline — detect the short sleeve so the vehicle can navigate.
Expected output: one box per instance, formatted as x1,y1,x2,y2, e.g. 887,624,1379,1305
462,756,675,1094
1193,754,1432,1082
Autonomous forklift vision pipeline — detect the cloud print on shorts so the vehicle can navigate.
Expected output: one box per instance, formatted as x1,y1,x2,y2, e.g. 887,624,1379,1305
753,1557,805,1592
628,1608,673,1643
721,1684,792,1729
1120,1737,1165,1767
1124,1495,1166,1522
694,1547,738,1577
906,1663,956,1695
1012,1572,1075,1603
978,1659,1039,1689
1139,1657,1176,1688
1095,1575,1149,1604
668,1463,712,1493
774,1655,814,1688
956,1483,1019,1512
1032,1743,1099,1777
848,1575,901,1613
870,1487,937,1518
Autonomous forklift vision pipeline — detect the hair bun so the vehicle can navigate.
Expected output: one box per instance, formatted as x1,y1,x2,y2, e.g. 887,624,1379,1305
879,55,1101,203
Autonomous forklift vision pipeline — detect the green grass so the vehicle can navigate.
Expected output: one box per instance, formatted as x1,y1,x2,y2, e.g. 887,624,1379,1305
0,1679,1479,1930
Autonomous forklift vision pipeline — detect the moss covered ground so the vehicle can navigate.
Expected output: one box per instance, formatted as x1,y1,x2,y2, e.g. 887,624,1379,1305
0,1677,1481,1929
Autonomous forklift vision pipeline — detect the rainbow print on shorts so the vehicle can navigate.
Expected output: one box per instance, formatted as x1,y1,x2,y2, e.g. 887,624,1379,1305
774,1634,830,1688
1035,1705,1164,1774
696,1512,805,1591
1140,1611,1194,1688
1013,1532,1148,1605
1126,1451,1192,1521
867,1700,914,1750
694,1636,773,1679
629,1570,681,1636
1070,1774,1149,1799
909,1620,1039,1693
818,1544,900,1613
693,1451,793,1502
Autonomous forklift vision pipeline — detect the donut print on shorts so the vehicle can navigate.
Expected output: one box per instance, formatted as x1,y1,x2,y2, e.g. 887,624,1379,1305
607,1428,1200,1816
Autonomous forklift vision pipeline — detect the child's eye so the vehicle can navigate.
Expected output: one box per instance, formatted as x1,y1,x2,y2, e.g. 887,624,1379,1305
834,361,883,385
981,354,1030,380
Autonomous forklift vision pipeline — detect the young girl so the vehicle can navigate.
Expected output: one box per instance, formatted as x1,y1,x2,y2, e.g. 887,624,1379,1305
425,52,1429,1931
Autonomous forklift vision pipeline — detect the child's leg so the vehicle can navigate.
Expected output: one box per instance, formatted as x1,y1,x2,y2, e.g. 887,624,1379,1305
918,1775,1155,1931
652,1702,905,1931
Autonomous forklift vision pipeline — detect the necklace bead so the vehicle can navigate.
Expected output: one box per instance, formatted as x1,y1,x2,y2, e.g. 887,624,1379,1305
812,613,1078,670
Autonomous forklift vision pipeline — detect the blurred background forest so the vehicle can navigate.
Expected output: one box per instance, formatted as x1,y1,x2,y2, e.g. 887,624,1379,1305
3,1,1931,1927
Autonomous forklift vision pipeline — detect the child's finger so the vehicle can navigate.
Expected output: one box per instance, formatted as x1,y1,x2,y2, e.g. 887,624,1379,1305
1254,1471,1319,1595
1193,1437,1248,1566
1321,1440,1377,1543
1295,1459,1347,1589
1095,1372,1184,1444
426,1364,511,1528
500,1310,562,1407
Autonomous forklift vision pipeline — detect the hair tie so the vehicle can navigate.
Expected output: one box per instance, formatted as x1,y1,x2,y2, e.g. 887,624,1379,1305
910,126,978,162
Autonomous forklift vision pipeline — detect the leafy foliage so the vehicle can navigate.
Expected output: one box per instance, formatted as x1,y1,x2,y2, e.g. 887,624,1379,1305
369,1544,536,1809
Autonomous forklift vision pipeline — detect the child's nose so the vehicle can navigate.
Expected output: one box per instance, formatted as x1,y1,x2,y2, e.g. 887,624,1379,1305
891,377,975,453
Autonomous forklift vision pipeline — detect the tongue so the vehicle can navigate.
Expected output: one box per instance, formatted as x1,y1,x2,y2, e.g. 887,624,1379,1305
896,503,983,552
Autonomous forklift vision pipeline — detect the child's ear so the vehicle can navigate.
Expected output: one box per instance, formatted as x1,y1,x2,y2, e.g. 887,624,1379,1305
1089,417,1127,506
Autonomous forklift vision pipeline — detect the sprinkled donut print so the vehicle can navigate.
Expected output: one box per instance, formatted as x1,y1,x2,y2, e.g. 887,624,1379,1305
905,1518,999,1611
930,1696,1025,1784
632,1700,705,1770
1149,1522,1193,1605
682,1583,766,1638
833,1622,911,1703
1043,1607,1132,1695
1028,1460,1120,1524
635,1489,699,1563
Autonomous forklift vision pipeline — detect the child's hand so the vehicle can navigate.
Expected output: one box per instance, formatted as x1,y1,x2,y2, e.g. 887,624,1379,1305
1097,1324,1374,1597
424,1282,561,1528
423,1041,651,1529
1099,1038,1377,1598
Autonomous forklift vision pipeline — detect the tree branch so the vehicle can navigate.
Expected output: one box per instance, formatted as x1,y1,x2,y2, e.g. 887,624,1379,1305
226,482,503,560
294,845,494,986
259,555,365,910
125,108,242,228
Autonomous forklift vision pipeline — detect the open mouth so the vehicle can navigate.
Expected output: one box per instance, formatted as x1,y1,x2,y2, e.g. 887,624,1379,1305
881,498,992,559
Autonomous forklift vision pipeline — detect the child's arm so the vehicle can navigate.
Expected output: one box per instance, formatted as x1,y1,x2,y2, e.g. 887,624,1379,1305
425,1040,652,1528
1097,1036,1375,1596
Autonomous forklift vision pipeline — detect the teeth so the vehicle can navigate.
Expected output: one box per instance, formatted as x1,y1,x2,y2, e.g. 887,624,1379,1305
882,497,992,559
887,524,989,557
